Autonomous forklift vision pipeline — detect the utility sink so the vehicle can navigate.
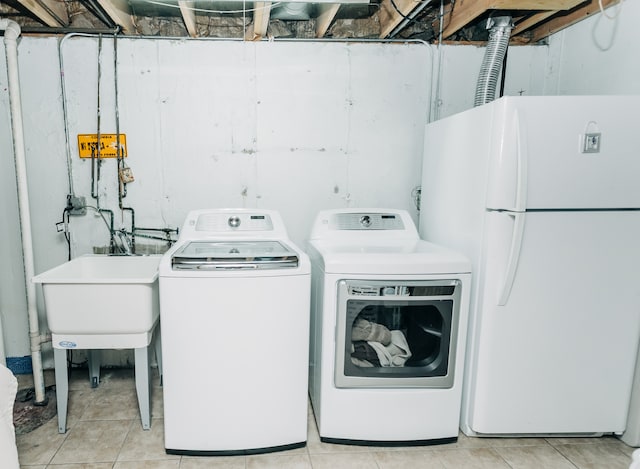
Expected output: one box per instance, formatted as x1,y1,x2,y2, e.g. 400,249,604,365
33,255,161,347
33,254,163,433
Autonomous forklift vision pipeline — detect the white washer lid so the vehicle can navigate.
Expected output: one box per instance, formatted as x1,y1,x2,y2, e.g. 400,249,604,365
171,240,299,270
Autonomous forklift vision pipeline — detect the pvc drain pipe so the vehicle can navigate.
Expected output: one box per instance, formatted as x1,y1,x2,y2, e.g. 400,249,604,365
1,18,47,404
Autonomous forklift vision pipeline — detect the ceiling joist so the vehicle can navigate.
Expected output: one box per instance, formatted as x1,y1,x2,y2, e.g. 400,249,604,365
95,0,137,34
528,0,620,42
316,3,340,38
378,0,422,38
244,1,272,40
4,0,622,45
439,0,586,39
15,0,68,27
178,0,198,37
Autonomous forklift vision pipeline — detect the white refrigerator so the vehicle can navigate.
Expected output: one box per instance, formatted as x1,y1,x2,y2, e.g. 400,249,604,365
419,95,640,436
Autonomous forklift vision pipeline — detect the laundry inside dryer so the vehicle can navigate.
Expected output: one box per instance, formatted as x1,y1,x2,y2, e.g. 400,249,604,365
335,279,461,389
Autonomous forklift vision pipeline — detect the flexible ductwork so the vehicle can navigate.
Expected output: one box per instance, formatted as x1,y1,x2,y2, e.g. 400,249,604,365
474,16,512,107
1,18,47,404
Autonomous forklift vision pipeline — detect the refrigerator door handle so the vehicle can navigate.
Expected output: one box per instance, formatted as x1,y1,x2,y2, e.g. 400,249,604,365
514,110,528,212
497,212,526,306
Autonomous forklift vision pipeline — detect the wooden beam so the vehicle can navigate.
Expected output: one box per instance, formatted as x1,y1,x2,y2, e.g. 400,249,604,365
178,1,197,38
440,0,488,39
254,2,272,38
528,0,620,42
485,0,584,8
244,2,271,40
316,3,340,38
95,0,137,34
512,10,558,36
378,0,422,38
440,0,586,39
15,0,68,27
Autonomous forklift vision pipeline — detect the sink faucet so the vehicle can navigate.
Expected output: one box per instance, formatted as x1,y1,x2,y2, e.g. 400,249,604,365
114,229,133,255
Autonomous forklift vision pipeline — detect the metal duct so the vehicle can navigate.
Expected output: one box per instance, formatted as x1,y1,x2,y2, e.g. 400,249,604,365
474,16,512,107
271,3,313,20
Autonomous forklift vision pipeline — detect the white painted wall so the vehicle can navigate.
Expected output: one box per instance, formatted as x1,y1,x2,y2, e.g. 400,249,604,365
0,38,432,362
543,0,639,95
59,39,432,252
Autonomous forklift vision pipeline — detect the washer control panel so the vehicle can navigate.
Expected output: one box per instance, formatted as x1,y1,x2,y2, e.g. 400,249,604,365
194,212,274,233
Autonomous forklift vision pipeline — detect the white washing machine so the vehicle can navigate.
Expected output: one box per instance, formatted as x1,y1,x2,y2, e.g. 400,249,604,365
159,209,311,455
307,208,471,445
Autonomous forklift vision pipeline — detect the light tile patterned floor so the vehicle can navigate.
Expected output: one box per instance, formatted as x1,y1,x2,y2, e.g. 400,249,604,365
15,368,636,468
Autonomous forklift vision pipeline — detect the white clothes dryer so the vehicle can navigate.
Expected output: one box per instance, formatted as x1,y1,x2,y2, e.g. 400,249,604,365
307,209,471,445
159,209,311,455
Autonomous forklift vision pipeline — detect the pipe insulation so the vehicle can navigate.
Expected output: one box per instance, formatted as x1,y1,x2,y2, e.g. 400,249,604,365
474,16,512,107
1,19,47,404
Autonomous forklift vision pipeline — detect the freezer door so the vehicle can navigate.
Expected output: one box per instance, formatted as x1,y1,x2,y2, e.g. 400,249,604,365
465,210,640,435
485,95,640,210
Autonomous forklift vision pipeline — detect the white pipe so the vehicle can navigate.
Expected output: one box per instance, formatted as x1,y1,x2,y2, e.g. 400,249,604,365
1,18,47,404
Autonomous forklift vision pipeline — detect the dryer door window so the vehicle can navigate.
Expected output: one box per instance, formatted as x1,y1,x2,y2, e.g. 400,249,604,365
334,279,462,389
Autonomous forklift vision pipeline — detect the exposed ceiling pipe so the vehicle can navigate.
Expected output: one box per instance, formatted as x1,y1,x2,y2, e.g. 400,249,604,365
474,16,512,107
387,0,434,39
82,0,118,28
0,18,48,405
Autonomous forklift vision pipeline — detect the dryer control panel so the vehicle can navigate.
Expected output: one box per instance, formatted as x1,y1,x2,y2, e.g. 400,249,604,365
308,209,419,242
330,212,405,231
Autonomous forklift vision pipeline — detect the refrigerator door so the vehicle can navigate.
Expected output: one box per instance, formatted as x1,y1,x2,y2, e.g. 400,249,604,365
464,209,640,435
485,95,640,211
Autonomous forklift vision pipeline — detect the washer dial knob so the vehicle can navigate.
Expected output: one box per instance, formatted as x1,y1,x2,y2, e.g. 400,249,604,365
228,216,241,228
360,215,372,227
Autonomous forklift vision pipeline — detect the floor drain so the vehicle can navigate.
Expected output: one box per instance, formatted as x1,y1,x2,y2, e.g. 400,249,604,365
13,385,57,435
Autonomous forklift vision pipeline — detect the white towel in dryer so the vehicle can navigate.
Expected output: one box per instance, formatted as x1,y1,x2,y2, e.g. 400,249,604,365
367,330,412,367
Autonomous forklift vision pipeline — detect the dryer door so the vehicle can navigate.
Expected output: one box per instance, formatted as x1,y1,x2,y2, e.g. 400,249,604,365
334,279,462,388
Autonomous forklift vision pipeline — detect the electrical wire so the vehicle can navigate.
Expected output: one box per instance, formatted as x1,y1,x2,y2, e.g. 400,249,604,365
142,0,282,15
388,0,412,21
387,0,435,31
593,0,623,50
598,0,624,20
411,186,421,211
59,208,72,260
91,34,103,202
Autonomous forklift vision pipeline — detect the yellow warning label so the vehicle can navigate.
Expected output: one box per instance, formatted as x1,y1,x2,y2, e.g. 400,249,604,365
77,134,127,158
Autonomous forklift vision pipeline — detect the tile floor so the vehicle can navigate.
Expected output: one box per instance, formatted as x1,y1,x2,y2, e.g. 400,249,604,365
14,368,636,469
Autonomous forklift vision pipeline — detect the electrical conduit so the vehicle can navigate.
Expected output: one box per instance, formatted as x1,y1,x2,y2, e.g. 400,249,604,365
1,19,47,404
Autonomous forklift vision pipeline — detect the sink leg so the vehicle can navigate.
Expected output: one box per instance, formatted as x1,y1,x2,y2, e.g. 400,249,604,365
87,350,101,388
53,348,68,434
134,346,151,430
154,323,163,386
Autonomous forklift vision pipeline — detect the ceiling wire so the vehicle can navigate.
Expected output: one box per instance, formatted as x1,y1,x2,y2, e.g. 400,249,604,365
592,0,623,50
598,0,624,20
142,0,282,15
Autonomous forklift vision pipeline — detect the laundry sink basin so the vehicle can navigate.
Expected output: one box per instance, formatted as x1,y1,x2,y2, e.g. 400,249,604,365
33,255,161,338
